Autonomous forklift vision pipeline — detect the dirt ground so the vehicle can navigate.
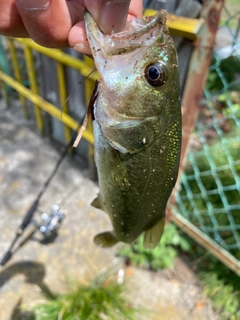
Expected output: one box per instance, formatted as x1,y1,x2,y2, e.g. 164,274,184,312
0,98,218,320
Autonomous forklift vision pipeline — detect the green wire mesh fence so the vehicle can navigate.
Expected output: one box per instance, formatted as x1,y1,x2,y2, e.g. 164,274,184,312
176,1,240,262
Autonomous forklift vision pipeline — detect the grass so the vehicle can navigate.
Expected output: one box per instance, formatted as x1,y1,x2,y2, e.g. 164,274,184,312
220,0,240,29
200,271,240,319
206,56,240,95
188,243,240,320
118,223,190,270
28,274,138,320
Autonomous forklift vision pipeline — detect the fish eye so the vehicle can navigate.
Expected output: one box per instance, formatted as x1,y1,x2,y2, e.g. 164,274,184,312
144,62,167,87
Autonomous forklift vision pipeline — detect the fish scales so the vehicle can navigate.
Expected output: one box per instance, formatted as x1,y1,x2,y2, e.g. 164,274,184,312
85,10,181,249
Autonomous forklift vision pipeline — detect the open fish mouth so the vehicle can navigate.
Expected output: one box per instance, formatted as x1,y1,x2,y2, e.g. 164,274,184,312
84,10,167,56
84,9,175,154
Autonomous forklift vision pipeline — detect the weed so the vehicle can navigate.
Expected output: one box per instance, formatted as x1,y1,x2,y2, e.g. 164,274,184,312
200,271,240,319
118,223,190,270
187,246,240,320
206,56,240,94
29,274,137,320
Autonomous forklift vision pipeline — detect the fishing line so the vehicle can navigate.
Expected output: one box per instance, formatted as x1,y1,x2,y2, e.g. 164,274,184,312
60,68,97,118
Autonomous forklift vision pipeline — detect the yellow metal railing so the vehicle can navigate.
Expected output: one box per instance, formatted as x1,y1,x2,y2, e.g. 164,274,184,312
0,37,98,145
0,71,94,144
24,43,44,133
144,9,204,40
7,38,28,118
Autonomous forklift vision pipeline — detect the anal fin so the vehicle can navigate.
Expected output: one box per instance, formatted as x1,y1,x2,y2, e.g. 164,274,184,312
143,219,165,249
94,231,119,248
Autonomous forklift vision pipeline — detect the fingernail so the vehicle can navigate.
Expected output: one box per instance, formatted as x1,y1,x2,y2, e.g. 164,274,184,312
73,43,91,55
100,0,130,34
17,0,50,10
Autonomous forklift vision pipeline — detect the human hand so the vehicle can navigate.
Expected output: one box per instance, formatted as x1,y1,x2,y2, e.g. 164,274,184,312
0,0,142,54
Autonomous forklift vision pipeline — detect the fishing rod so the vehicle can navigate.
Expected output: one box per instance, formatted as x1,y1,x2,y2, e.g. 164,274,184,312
1,127,80,266
0,69,99,266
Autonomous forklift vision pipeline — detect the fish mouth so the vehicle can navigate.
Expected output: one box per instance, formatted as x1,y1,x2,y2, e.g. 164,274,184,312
84,10,167,56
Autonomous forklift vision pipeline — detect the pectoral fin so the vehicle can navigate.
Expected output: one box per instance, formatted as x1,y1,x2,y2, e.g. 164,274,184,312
94,231,119,248
143,219,165,249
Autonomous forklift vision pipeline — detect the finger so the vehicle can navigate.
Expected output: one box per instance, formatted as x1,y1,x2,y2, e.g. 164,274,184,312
69,20,90,54
129,0,143,19
15,0,85,48
85,0,134,34
0,0,28,37
70,13,138,55
71,0,142,54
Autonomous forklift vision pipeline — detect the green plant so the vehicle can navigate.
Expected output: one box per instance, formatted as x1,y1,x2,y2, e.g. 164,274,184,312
186,244,240,320
118,223,190,270
200,271,240,320
179,137,240,259
206,56,240,94
29,274,137,320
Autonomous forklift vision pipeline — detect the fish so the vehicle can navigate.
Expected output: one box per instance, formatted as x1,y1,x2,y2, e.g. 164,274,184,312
84,10,181,249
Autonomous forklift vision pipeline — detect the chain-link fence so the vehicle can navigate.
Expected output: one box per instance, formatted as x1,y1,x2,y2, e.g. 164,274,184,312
175,0,240,262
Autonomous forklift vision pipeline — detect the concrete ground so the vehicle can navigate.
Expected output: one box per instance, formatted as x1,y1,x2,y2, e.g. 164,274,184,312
0,98,218,320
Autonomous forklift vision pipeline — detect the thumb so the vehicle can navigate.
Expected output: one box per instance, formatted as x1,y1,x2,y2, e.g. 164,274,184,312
85,0,131,34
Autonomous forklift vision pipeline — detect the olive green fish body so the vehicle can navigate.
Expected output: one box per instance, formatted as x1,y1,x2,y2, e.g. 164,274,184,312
85,11,181,248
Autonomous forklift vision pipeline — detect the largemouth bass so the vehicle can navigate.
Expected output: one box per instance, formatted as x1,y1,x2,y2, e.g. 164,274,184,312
85,10,181,249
